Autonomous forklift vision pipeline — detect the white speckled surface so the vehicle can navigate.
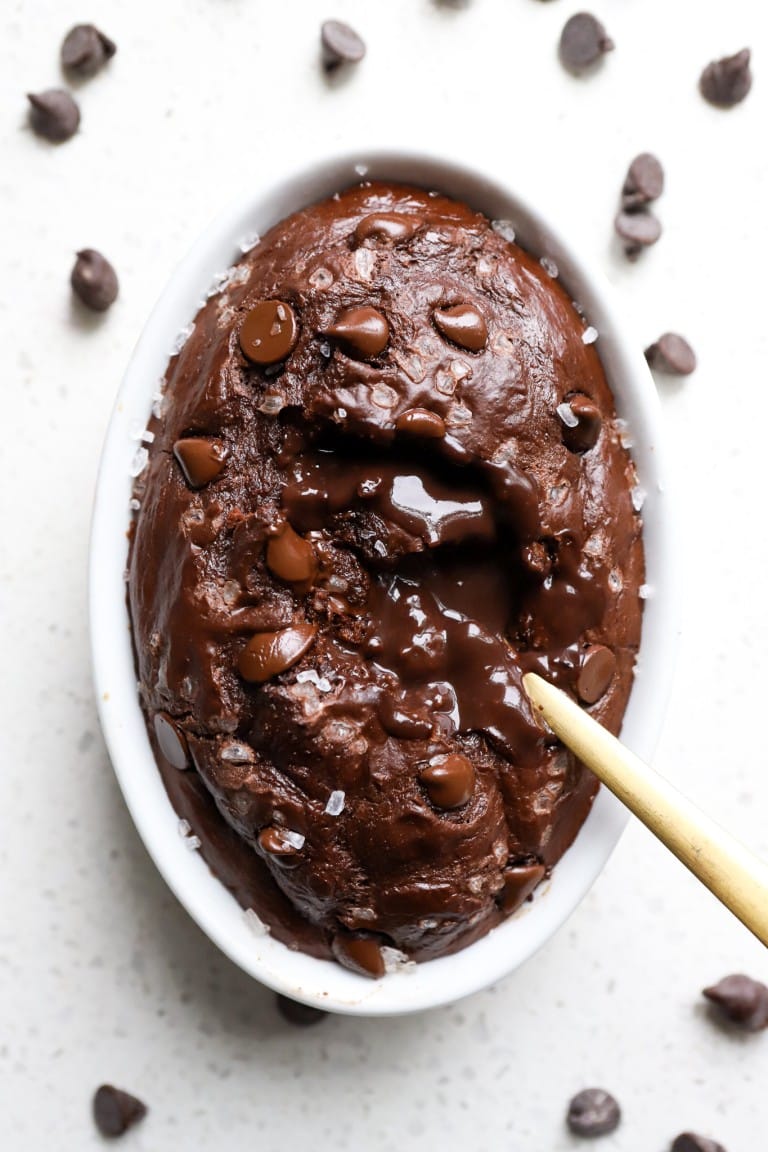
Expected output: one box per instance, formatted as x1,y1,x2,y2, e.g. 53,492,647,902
2,0,768,1146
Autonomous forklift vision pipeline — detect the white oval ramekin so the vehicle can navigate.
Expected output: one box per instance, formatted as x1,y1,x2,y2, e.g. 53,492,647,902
90,151,677,1016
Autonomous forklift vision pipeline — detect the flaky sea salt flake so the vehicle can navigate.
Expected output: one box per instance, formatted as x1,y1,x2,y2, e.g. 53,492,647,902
129,446,149,477
381,946,417,974
614,418,634,449
308,266,334,290
631,485,646,512
325,790,346,817
371,382,398,409
450,359,471,380
244,908,270,936
582,326,599,345
492,219,516,243
638,583,652,600
178,819,200,849
283,830,305,851
206,268,233,298
540,255,559,278
171,323,195,355
354,246,376,281
556,402,579,429
151,388,166,420
220,741,254,764
258,393,286,416
238,230,261,254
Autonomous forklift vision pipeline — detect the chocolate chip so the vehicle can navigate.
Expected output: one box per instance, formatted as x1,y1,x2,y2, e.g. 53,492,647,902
258,826,304,863
238,623,318,683
566,1088,621,1137
703,973,768,1031
622,153,665,211
614,210,662,258
559,394,602,453
577,645,616,705
153,712,189,770
700,49,752,108
92,1084,147,1138
239,300,298,365
61,24,116,76
324,305,389,359
173,437,228,488
71,249,119,311
421,751,474,806
559,13,614,74
420,753,475,808
321,19,366,71
331,934,385,978
276,993,327,1026
27,89,80,142
432,303,488,352
498,862,546,914
395,408,447,439
266,523,317,584
672,1135,727,1152
645,333,697,376
354,212,420,246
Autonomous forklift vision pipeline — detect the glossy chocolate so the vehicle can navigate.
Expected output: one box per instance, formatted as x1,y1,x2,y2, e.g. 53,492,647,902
238,624,317,683
354,212,421,246
323,305,389,359
153,712,189,770
129,182,644,970
173,437,227,488
266,522,317,584
432,303,488,352
395,408,447,439
239,299,298,364
498,861,547,915
560,393,602,453
420,753,476,809
332,934,385,978
577,644,617,704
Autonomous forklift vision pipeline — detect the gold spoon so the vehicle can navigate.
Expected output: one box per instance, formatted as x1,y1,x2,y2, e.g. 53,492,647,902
523,672,768,948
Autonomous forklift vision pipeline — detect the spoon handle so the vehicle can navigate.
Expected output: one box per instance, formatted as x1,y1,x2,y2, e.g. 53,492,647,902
523,672,768,948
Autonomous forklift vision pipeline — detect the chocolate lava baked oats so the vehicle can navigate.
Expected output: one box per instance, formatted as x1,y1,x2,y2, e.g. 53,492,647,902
128,181,644,977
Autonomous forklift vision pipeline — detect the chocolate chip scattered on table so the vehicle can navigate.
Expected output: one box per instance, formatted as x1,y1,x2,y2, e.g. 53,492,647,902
644,333,697,376
61,24,116,76
566,1087,621,1137
703,973,768,1031
622,153,665,211
71,249,119,312
615,153,664,258
27,88,80,142
700,49,752,108
321,19,366,72
559,12,614,74
671,1134,728,1152
92,1084,147,1138
276,993,328,1026
614,209,662,259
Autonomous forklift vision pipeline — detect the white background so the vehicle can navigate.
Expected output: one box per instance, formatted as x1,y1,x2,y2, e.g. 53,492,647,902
2,0,768,1147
